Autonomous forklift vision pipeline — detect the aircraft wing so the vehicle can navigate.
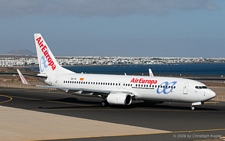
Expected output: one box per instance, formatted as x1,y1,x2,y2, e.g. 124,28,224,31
17,70,100,94
17,69,134,98
35,84,135,99
67,87,135,98
36,85,110,93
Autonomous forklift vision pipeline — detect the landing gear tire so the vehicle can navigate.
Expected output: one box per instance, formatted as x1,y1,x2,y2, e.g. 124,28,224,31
191,106,195,110
101,101,108,107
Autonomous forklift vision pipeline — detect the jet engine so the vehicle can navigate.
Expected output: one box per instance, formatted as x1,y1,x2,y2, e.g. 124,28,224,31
106,93,132,105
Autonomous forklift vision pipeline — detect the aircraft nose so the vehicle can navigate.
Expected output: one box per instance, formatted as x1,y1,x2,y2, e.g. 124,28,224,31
208,89,216,99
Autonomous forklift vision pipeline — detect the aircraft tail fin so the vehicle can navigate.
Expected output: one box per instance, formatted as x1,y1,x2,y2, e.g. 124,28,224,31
149,69,154,77
34,33,74,75
17,69,29,84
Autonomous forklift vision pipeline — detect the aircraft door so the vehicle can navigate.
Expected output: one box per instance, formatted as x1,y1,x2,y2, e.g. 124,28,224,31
183,83,189,94
55,77,59,86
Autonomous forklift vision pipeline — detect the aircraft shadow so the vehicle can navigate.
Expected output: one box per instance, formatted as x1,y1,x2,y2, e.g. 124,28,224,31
39,97,103,109
37,97,220,111
131,102,220,111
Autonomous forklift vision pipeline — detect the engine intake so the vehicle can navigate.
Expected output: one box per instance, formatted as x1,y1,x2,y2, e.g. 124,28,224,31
106,93,132,105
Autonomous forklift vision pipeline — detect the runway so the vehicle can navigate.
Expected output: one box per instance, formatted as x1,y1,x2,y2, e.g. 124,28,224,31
0,87,225,141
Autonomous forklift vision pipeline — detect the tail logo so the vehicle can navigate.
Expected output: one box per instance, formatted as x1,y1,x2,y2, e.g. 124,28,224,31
40,56,48,72
36,37,56,71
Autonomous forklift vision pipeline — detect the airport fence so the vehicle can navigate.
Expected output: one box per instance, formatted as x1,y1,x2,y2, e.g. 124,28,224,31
200,80,225,84
212,96,225,102
0,83,56,90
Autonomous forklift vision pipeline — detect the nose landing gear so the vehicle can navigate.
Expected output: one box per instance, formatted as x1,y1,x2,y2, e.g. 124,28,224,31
191,102,202,110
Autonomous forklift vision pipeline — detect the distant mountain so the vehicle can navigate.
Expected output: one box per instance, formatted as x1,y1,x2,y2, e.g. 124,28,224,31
7,49,35,56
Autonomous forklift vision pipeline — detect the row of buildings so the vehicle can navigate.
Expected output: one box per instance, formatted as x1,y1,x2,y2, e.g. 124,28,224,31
0,55,225,67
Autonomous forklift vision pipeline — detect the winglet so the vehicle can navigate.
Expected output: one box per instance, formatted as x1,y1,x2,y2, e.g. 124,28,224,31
17,69,29,84
149,69,154,77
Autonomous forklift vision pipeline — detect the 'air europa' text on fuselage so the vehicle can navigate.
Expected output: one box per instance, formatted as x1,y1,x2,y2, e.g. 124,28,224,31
36,37,56,70
130,78,157,85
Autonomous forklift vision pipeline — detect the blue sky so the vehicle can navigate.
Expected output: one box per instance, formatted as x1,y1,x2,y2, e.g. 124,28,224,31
0,0,224,57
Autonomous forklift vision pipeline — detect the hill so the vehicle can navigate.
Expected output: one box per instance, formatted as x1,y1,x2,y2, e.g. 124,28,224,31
7,49,35,56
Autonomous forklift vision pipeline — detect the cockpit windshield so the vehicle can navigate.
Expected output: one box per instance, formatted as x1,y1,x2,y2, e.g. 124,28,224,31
195,86,207,89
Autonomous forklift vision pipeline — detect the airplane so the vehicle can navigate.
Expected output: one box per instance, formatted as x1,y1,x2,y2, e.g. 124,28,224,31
125,68,153,76
149,69,154,77
17,69,28,84
17,33,216,110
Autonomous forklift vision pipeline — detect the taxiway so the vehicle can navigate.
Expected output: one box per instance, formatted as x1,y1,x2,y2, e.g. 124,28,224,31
0,87,224,141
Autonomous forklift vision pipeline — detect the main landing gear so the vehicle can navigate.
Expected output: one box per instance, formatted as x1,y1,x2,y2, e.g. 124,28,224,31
191,106,195,110
101,100,108,107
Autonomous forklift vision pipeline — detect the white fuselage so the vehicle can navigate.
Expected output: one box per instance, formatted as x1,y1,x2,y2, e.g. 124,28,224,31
33,33,216,108
43,72,216,103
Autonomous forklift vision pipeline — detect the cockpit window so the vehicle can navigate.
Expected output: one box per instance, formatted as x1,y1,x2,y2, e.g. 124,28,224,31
195,86,207,89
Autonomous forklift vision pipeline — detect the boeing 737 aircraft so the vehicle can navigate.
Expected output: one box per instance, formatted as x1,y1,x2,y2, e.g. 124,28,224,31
18,33,216,110
149,69,154,77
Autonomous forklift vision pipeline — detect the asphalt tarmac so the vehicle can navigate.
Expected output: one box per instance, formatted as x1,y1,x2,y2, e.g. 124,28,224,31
0,87,225,141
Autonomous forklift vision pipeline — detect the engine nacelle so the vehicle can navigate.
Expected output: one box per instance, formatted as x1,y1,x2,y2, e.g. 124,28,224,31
106,93,132,105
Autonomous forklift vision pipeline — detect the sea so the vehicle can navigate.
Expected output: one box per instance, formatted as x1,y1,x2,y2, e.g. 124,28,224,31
27,63,225,77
